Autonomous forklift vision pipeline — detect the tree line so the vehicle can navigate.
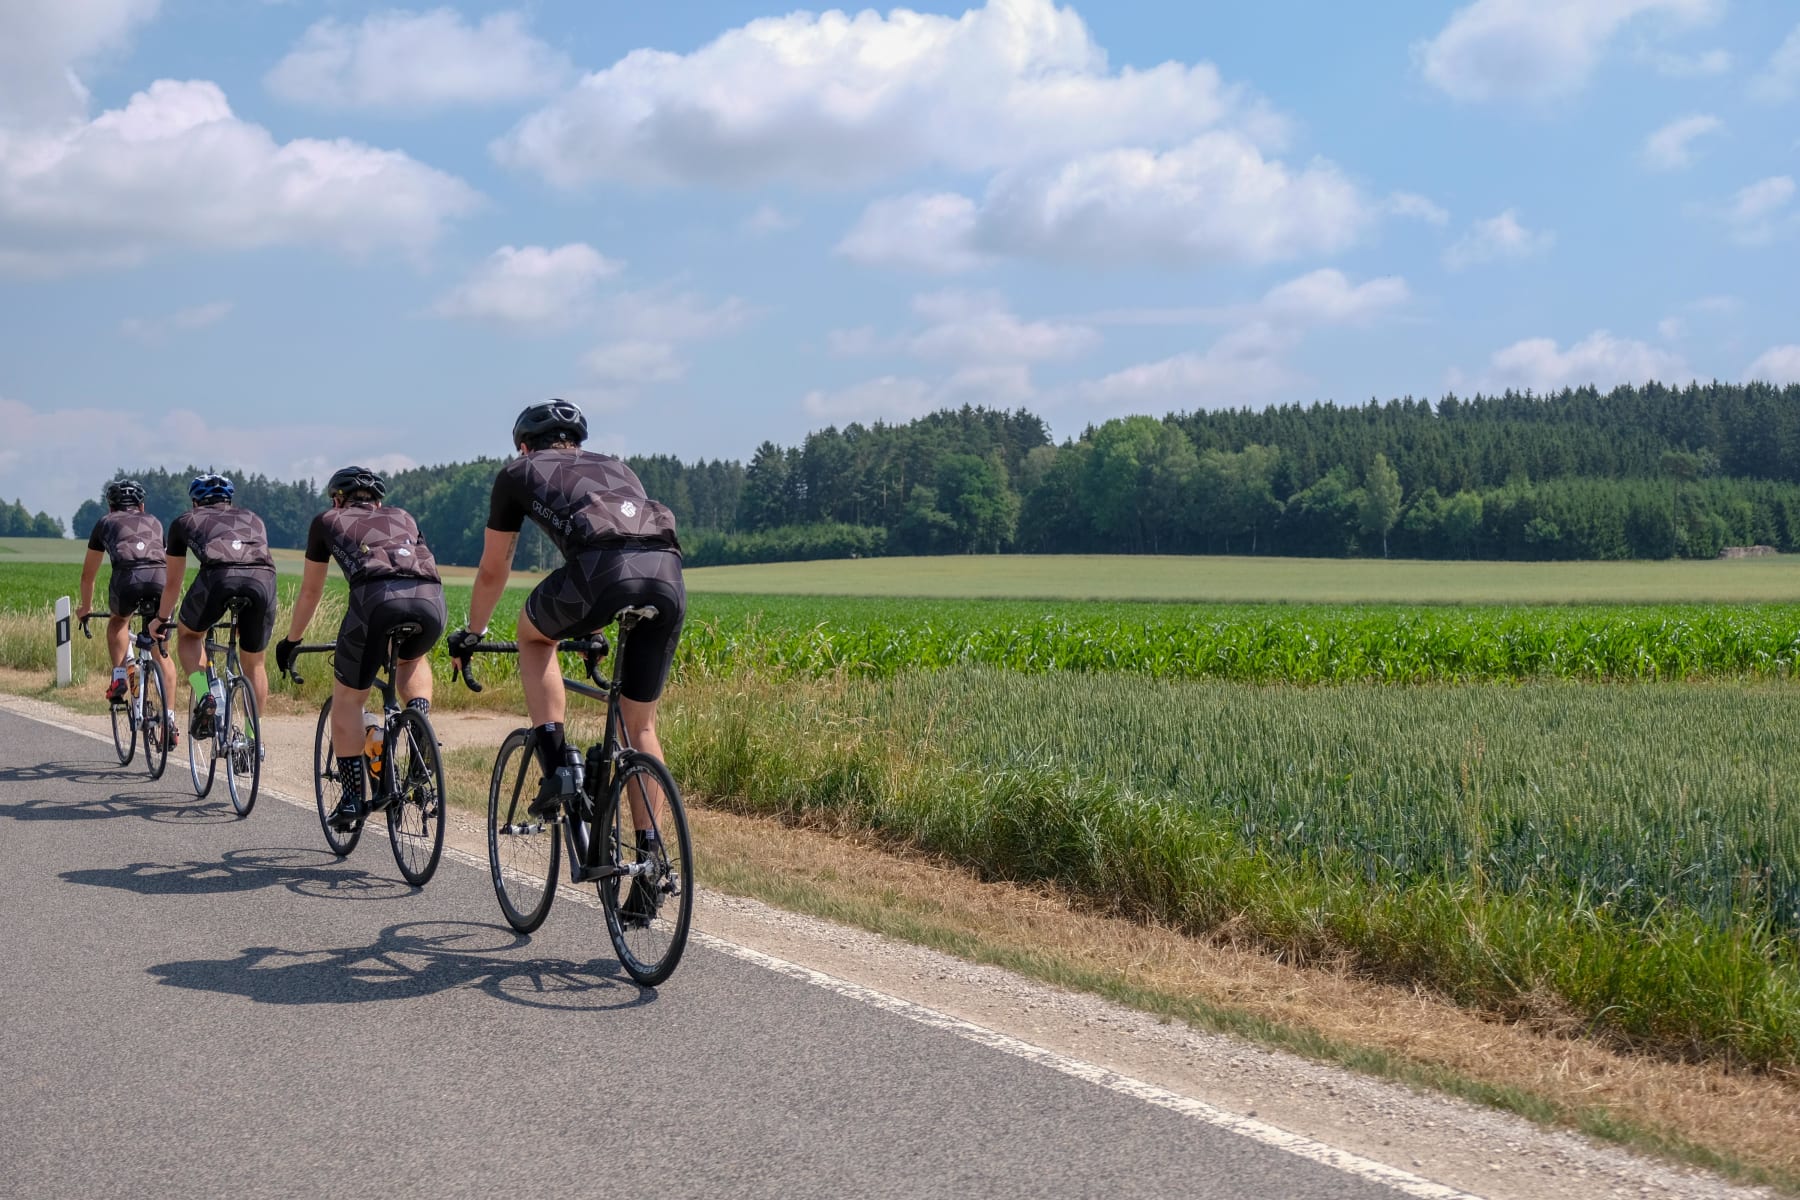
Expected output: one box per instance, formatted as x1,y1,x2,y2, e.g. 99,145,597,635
0,498,64,538
70,381,1800,563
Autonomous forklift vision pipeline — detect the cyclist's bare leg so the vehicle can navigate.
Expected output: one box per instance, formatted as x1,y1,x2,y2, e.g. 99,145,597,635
396,655,433,707
150,638,177,714
105,616,130,670
516,607,566,729
175,625,205,708
619,695,665,829
330,681,373,757
241,650,269,719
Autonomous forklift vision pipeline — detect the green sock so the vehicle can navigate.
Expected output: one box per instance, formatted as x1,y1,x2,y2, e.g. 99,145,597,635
188,671,207,699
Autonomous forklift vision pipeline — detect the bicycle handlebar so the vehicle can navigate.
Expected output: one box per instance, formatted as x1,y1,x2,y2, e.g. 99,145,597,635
280,643,336,685
79,613,169,644
451,638,608,694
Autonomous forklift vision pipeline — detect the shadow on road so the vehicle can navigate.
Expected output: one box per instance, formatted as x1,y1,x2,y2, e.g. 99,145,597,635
148,920,648,1011
0,758,165,789
0,784,235,826
61,847,413,902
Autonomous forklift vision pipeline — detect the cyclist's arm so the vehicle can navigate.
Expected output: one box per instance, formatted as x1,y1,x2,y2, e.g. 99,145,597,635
76,548,103,618
285,558,329,642
157,553,186,626
466,529,517,635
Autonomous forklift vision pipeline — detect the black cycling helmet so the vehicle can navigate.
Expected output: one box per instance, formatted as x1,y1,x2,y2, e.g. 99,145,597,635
189,473,234,505
326,465,386,502
512,399,588,449
106,479,146,511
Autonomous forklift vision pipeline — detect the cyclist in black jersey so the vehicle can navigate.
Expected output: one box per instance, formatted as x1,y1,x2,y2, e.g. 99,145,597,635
274,466,447,829
447,400,686,827
76,479,178,742
156,474,278,740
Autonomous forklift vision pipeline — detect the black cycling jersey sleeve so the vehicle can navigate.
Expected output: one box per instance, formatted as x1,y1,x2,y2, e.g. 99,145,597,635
305,514,331,563
165,512,192,558
86,521,106,553
486,468,529,535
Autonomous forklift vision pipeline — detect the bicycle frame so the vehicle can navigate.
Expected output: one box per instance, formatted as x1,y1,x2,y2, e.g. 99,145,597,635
287,627,417,811
82,604,167,735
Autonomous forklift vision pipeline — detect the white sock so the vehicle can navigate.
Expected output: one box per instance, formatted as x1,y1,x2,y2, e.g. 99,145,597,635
112,667,126,681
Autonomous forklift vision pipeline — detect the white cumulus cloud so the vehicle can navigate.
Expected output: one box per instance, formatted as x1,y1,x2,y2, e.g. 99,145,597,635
121,300,233,344
1078,323,1302,410
433,243,622,330
1443,209,1554,269
1641,113,1721,171
1478,331,1690,392
496,0,1258,188
1388,192,1451,225
0,79,480,276
842,132,1369,273
1746,346,1800,385
582,341,686,386
1750,25,1800,103
1258,269,1409,325
267,8,571,112
904,290,1099,364
0,0,161,128
1416,0,1721,104
1717,176,1796,245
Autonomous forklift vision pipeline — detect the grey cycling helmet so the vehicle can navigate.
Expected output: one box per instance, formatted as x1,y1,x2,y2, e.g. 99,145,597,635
106,479,146,510
326,465,386,501
512,399,588,449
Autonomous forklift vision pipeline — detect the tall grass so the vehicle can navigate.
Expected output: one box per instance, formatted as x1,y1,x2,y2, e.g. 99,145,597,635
663,669,1800,1069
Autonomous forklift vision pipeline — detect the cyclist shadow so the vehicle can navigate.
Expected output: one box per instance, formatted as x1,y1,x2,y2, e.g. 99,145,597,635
148,920,648,1012
61,847,412,903
0,787,235,826
0,759,151,790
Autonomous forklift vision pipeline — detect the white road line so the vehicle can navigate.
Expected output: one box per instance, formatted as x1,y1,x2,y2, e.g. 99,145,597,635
7,700,1485,1200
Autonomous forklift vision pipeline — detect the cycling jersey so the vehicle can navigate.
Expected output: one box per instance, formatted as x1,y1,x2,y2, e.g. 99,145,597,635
486,449,680,558
167,504,275,570
305,502,441,586
87,511,165,567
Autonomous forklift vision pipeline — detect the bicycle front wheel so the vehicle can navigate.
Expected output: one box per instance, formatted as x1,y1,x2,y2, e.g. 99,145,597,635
386,709,445,886
110,685,136,766
313,697,361,857
141,664,169,781
222,678,260,817
487,729,558,933
599,751,693,987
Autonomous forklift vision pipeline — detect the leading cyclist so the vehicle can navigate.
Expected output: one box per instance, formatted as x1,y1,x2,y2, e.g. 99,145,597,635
447,401,685,905
76,479,179,748
156,474,278,744
274,466,446,829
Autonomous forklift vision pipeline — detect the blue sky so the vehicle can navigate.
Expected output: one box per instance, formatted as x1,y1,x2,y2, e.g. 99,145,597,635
2,0,1798,524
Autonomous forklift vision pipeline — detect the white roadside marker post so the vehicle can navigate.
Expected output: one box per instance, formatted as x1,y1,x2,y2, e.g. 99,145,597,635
55,595,72,687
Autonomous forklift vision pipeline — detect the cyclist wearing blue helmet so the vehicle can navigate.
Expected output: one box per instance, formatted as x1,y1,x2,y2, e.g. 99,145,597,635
156,473,277,740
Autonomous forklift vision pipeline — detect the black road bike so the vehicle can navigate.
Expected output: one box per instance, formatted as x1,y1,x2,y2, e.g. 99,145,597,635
282,624,447,887
457,606,693,986
188,597,261,817
81,601,173,780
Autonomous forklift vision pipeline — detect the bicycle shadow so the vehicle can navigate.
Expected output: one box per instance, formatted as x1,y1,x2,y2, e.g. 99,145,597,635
148,920,649,1011
61,847,412,902
0,787,236,827
0,759,150,790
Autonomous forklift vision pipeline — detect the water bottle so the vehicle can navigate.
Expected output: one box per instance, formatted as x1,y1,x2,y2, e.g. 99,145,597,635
362,711,384,777
126,662,140,698
209,674,226,712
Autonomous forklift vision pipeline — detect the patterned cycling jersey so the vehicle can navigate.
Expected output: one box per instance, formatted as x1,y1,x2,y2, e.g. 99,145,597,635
85,510,165,567
486,448,680,559
305,502,442,587
166,504,274,570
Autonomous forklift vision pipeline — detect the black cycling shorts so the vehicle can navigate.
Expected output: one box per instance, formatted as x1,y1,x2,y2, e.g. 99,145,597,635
524,547,685,702
178,566,278,654
108,564,164,619
334,580,446,690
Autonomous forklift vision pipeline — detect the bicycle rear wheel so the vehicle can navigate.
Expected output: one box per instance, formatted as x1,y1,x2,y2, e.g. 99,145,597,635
487,729,558,933
222,678,260,817
110,684,136,766
187,688,216,798
598,751,692,987
386,709,446,886
141,664,169,781
313,697,362,857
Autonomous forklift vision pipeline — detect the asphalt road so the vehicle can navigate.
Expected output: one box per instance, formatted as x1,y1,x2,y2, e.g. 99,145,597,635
1,707,1447,1200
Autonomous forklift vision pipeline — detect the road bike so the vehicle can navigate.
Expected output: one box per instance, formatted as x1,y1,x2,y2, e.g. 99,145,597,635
457,605,693,986
186,597,261,816
81,601,173,780
282,624,447,887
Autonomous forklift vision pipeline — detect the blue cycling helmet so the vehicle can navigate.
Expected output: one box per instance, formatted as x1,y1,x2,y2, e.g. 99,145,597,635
189,473,234,505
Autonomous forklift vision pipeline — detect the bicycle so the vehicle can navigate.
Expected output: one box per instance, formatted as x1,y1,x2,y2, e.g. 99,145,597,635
81,601,174,780
456,605,693,986
282,625,447,887
185,596,262,817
